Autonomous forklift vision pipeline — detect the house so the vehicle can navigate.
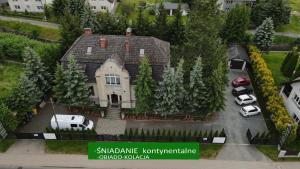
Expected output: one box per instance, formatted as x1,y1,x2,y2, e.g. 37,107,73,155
61,28,170,109
155,2,189,16
227,45,250,71
280,78,300,124
8,0,53,13
0,0,8,8
7,0,116,13
217,0,256,12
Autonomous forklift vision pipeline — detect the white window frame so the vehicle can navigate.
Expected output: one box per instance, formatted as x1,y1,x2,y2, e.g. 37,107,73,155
105,74,120,85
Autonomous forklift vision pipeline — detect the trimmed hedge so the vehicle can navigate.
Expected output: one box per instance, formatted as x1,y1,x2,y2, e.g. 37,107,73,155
248,45,298,144
0,32,59,61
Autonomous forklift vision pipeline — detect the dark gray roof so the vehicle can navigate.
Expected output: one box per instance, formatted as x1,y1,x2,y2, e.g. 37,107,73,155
155,2,189,10
227,45,250,62
0,0,7,4
61,34,170,83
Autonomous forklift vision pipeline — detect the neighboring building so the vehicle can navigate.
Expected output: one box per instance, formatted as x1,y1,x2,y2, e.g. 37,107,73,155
280,78,300,124
217,0,256,11
8,0,116,13
89,0,116,13
61,28,170,109
8,0,53,12
155,2,189,16
0,0,8,8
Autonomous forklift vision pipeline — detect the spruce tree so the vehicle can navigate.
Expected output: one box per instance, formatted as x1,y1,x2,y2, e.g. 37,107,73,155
135,56,154,114
54,63,67,103
155,65,178,115
7,75,43,121
168,4,185,45
52,0,69,17
60,9,82,52
23,47,51,93
175,59,187,113
189,57,208,116
81,4,99,31
155,2,168,41
64,55,91,107
135,8,149,36
68,0,85,17
221,5,251,43
282,47,300,77
206,61,228,112
253,17,275,51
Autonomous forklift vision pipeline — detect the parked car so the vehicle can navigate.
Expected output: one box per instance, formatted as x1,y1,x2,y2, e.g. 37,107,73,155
51,114,94,130
232,86,253,96
239,105,261,117
232,77,250,87
235,94,257,106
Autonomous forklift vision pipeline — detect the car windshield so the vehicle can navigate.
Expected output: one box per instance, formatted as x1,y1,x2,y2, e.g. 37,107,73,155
242,108,246,112
83,118,89,126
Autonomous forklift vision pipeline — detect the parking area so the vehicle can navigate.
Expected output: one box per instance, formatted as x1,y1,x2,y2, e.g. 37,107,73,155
126,69,268,144
16,103,99,133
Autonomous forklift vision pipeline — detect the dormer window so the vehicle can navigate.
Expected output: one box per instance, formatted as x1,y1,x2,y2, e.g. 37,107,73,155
140,49,145,57
86,47,92,55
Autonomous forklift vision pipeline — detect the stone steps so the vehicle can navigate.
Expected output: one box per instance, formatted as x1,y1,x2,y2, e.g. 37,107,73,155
106,107,121,120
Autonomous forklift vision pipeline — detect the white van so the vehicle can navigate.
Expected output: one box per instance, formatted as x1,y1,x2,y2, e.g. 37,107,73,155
50,114,94,130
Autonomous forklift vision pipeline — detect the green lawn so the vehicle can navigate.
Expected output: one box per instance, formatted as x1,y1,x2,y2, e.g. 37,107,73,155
277,15,300,34
262,52,290,86
0,19,61,41
291,0,300,12
45,141,223,159
201,144,224,159
0,139,15,152
256,145,300,161
0,62,23,99
45,140,88,154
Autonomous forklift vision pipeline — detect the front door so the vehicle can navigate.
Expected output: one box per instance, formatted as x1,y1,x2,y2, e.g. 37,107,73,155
111,94,118,104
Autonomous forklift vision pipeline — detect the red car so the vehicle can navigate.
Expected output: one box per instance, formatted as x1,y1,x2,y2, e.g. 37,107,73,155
232,77,250,87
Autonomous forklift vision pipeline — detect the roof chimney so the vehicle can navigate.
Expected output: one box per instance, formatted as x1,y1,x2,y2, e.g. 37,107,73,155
126,27,132,37
125,39,130,52
84,28,92,35
99,38,108,48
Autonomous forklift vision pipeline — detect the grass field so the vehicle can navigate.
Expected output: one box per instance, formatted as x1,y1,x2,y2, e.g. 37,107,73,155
276,0,300,33
45,140,223,159
0,139,15,152
0,19,61,41
0,62,23,99
262,52,290,86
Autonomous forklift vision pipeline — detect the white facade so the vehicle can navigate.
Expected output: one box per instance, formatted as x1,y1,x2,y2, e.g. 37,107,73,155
8,0,53,12
88,0,116,13
280,81,300,124
8,0,115,13
217,0,256,12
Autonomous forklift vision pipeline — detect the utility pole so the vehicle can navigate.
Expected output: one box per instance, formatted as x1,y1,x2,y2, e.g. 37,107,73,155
50,97,60,130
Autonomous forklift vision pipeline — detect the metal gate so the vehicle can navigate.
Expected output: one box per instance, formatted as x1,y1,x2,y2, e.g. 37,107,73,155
15,133,45,139
230,59,247,70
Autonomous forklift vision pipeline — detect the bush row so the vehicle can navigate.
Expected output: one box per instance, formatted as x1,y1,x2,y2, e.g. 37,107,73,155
120,128,226,142
0,32,60,61
247,129,277,145
248,45,298,143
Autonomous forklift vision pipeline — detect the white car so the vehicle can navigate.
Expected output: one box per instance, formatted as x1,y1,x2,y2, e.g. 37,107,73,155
235,94,257,105
239,105,261,117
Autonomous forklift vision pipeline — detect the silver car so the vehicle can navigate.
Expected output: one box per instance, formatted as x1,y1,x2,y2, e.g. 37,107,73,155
239,105,261,117
235,94,257,106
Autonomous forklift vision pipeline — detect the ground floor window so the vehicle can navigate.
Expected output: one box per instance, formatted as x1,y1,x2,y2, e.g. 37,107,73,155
89,86,95,96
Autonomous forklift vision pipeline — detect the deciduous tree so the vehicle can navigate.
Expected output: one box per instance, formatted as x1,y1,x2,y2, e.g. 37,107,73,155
0,102,17,132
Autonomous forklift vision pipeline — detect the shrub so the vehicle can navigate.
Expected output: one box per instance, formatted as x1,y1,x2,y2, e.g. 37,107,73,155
248,45,298,143
0,32,60,62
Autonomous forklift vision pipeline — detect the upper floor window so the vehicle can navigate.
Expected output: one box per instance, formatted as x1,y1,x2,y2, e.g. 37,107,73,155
37,6,43,10
293,94,300,108
14,5,20,9
105,74,120,85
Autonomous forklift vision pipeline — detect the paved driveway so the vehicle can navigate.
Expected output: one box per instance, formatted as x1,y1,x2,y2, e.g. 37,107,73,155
127,70,268,144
